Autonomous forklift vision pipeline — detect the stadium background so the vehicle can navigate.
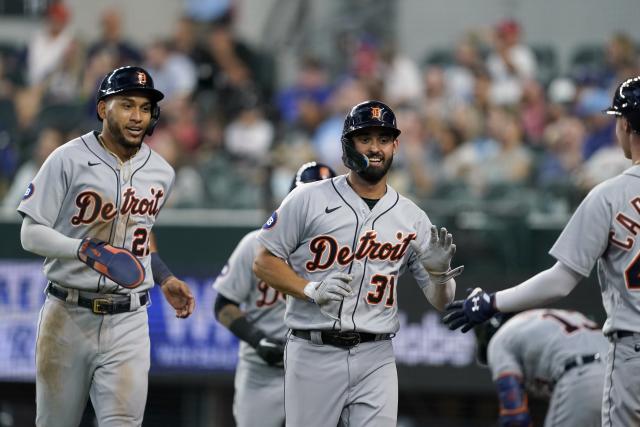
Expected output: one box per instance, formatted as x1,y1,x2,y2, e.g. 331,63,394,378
0,0,638,425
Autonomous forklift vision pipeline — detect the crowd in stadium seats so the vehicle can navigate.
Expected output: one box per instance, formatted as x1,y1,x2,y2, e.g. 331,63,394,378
0,3,638,215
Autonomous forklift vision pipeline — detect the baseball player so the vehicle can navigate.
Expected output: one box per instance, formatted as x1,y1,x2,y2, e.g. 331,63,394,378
443,76,640,427
253,100,463,427
213,162,336,427
18,65,194,427
476,309,607,427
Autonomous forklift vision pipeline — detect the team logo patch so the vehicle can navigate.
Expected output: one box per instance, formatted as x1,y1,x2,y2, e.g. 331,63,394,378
137,71,147,85
371,107,382,120
22,183,34,200
262,211,278,230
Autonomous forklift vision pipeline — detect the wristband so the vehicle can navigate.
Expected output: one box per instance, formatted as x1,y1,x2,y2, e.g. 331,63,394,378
151,252,174,286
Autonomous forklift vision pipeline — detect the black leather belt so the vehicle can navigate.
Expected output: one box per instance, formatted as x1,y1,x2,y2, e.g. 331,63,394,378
47,283,148,315
609,330,639,340
563,353,600,373
291,329,393,348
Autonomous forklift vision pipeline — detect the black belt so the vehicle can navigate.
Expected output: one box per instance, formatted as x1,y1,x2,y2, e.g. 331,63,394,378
47,283,148,315
291,329,393,348
563,353,600,374
609,330,640,340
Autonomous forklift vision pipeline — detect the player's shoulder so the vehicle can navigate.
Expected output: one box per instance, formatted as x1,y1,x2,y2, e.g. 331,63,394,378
146,145,175,175
395,190,429,220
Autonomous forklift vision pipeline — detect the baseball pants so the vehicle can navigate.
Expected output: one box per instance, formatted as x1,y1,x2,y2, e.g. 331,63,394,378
35,295,150,427
233,358,285,427
544,362,604,426
284,333,397,427
602,334,640,427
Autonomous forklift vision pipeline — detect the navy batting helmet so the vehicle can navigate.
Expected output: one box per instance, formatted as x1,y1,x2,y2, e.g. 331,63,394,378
473,312,516,366
289,162,337,193
96,66,164,135
341,100,401,172
603,76,640,133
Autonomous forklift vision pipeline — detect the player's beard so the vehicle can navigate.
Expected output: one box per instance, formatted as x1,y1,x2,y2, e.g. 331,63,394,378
106,115,145,149
356,153,393,184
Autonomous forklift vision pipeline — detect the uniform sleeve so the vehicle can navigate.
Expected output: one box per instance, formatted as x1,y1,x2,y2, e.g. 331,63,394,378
487,333,524,380
549,185,610,277
17,147,69,227
213,232,258,304
256,189,308,259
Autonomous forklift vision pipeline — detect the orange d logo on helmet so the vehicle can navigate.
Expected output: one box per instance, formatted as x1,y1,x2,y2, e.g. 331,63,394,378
137,71,147,86
371,107,382,120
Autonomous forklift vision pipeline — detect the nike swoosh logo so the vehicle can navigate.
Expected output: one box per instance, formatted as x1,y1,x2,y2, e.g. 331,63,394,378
88,161,101,166
325,206,341,214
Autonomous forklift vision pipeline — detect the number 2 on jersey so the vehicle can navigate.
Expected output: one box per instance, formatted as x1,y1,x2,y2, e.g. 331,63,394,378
366,274,395,307
132,228,150,256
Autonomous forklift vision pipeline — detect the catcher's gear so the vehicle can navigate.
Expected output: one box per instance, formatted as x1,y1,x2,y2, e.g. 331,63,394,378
304,272,353,305
443,287,497,332
96,66,164,135
77,238,145,289
289,161,337,193
411,226,463,284
496,374,532,427
255,336,285,366
341,100,401,172
603,76,640,132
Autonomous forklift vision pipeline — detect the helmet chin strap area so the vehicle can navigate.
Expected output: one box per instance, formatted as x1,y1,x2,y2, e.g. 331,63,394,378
342,140,369,172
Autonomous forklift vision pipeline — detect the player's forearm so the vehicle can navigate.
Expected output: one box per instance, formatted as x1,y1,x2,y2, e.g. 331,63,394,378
21,216,81,259
495,261,582,312
217,303,244,328
423,278,456,311
253,247,307,299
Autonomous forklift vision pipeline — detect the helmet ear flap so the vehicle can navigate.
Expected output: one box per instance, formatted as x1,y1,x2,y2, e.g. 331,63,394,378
146,104,161,136
341,135,369,172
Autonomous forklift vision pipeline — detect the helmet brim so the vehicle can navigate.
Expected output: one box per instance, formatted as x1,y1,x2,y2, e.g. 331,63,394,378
602,108,621,116
99,87,165,103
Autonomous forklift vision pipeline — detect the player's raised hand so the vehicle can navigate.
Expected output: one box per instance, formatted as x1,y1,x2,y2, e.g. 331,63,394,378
161,276,196,318
304,272,353,305
411,226,463,284
442,287,497,332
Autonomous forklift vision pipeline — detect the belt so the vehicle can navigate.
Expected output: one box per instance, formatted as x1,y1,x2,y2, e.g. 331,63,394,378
291,329,393,348
563,353,600,373
47,282,148,315
609,330,640,340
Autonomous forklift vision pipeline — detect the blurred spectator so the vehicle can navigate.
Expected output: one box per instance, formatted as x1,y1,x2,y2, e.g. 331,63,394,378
81,47,118,121
86,7,142,67
144,39,197,104
183,0,232,24
576,87,615,160
379,41,423,106
576,144,631,191
26,2,75,86
224,95,274,162
547,77,577,121
1,127,64,210
537,117,585,186
444,36,485,104
421,66,453,121
160,98,201,153
520,80,547,145
486,19,537,106
276,56,333,126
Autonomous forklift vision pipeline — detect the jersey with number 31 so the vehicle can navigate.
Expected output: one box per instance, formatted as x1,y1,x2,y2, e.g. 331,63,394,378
257,175,432,334
18,131,174,293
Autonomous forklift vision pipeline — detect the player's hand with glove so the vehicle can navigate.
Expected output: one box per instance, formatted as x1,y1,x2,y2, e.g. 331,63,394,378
229,316,285,366
411,226,464,285
304,272,353,305
77,237,145,288
442,287,497,332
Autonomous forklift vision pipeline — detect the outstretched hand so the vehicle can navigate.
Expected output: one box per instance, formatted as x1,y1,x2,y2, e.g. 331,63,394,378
442,287,497,332
161,276,195,318
411,226,463,284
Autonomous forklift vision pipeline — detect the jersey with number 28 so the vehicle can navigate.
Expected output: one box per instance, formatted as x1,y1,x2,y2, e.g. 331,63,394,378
18,131,174,293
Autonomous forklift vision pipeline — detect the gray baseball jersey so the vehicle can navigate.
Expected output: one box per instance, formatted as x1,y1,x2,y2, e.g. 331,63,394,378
213,229,288,364
18,131,174,293
213,229,287,427
548,165,640,335
488,309,608,427
256,175,432,333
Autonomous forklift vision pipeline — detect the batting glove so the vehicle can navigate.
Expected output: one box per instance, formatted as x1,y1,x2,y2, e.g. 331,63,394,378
255,336,285,367
304,272,353,305
442,287,497,332
411,226,463,284
77,238,145,288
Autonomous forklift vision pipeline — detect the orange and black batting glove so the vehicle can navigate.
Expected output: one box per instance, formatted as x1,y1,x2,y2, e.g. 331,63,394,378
78,238,145,289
